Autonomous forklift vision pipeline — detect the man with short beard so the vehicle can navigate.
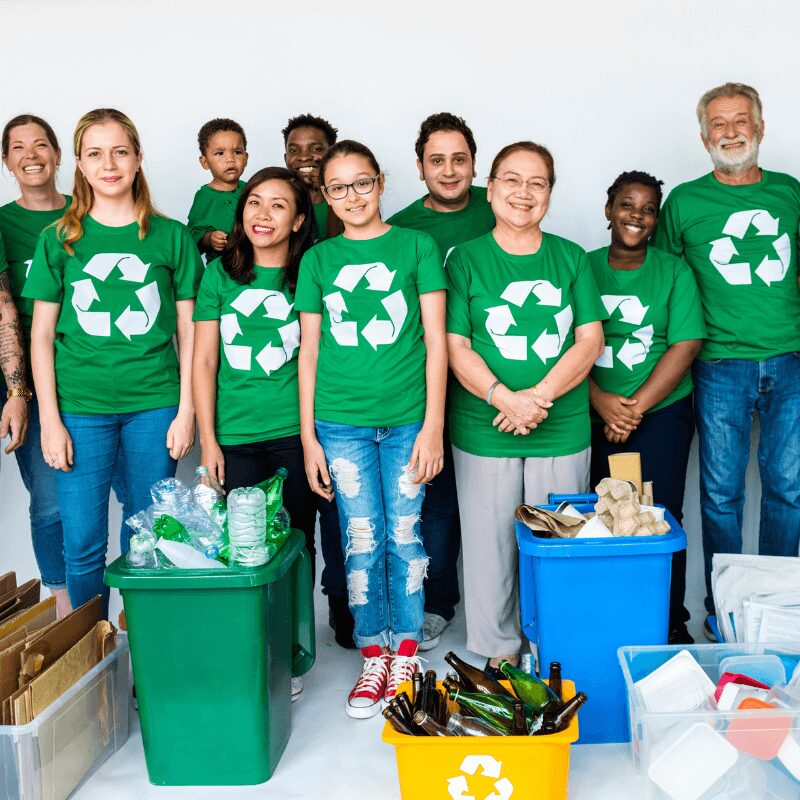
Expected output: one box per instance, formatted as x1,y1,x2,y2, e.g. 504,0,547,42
655,82,800,638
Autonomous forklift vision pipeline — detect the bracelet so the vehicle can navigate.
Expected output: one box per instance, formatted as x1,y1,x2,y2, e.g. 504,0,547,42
6,387,32,401
530,384,540,396
486,379,502,406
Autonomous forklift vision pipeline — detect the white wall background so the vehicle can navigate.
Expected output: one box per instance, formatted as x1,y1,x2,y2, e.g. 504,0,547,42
1,0,794,630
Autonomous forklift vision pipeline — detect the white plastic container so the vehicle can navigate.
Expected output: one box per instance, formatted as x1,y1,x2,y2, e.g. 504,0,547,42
0,635,130,800
619,642,800,800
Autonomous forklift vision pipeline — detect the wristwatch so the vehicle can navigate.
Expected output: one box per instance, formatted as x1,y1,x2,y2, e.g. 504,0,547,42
6,388,33,401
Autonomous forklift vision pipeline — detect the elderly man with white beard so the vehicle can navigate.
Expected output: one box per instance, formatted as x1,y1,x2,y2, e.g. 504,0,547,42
654,82,800,639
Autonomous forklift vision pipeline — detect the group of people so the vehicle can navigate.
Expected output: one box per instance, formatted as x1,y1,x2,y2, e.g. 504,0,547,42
0,80,798,720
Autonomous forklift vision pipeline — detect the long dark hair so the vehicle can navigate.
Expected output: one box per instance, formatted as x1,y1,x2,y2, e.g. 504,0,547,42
221,167,314,291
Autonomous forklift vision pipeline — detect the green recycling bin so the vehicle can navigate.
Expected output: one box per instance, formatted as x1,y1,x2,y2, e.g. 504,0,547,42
104,529,315,786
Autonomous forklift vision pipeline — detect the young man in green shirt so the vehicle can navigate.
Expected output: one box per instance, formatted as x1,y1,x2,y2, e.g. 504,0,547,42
387,113,495,650
282,114,343,242
654,82,800,636
187,118,249,258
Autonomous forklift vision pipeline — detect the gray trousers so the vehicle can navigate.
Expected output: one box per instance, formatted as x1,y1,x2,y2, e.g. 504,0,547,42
452,445,590,658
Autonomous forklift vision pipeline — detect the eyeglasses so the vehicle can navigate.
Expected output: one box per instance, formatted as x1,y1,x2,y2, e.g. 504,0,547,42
323,174,382,200
492,175,550,193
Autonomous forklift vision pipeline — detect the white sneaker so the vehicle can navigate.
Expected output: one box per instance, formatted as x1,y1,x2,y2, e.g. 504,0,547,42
418,613,449,652
346,646,389,719
291,676,303,701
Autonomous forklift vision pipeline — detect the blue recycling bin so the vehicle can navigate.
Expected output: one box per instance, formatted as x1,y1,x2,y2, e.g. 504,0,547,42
516,493,687,744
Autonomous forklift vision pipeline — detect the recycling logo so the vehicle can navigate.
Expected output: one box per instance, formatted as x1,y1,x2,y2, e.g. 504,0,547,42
322,262,407,350
484,280,572,363
70,253,160,339
595,295,653,371
447,755,513,800
24,259,32,278
709,209,791,286
219,288,299,375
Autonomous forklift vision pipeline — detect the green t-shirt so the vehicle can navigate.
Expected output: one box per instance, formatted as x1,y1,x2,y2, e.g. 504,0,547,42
23,215,203,415
446,232,606,457
295,226,446,427
653,170,800,360
193,259,301,444
0,197,72,336
589,246,706,413
313,202,330,242
187,181,245,248
387,185,496,261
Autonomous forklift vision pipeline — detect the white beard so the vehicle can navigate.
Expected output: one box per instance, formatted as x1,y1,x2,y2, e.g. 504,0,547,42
708,135,760,174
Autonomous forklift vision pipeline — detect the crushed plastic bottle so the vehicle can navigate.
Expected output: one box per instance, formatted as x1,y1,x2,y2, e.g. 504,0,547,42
228,487,270,566
155,538,226,570
127,532,157,568
192,466,225,515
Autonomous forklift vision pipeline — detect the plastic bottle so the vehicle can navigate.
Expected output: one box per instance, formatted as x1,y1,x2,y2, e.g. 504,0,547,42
228,487,270,566
152,514,193,545
155,538,226,569
444,651,514,699
126,532,157,568
192,466,225,515
499,659,559,712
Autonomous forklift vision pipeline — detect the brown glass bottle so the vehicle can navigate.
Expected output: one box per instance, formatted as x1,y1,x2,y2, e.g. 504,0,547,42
542,661,563,714
444,652,514,699
510,700,528,735
541,692,587,734
383,705,415,736
413,710,454,736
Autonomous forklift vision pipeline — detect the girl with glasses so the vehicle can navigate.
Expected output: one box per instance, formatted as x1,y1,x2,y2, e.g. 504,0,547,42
295,140,447,719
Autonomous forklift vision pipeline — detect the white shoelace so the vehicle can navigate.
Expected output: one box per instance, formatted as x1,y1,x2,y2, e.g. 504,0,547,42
351,655,389,698
385,654,423,697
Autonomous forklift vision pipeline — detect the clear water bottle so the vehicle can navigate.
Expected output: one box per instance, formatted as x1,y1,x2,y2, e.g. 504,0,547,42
228,487,269,566
192,466,225,515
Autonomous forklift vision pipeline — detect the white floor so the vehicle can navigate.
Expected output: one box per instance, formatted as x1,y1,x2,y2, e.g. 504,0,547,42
71,580,695,800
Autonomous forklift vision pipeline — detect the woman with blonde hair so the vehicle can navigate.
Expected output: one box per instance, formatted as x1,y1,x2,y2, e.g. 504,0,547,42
24,108,202,614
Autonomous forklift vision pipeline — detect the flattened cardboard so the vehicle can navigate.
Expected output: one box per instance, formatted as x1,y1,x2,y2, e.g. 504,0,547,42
0,640,27,718
20,596,103,681
0,596,57,641
0,572,16,597
0,579,41,622
608,452,643,493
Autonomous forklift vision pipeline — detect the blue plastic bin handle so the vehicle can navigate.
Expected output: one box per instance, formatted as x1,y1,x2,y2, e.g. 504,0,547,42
291,547,316,677
548,492,599,505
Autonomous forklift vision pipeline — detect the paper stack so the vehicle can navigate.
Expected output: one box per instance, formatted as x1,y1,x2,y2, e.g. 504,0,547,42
711,554,800,644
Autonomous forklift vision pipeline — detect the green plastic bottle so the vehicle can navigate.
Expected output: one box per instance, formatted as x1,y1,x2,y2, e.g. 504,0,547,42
152,515,193,545
498,659,559,712
254,468,289,525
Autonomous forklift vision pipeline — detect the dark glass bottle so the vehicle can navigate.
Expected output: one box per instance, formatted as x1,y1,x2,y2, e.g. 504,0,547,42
383,705,415,736
498,659,559,712
445,652,514,699
413,710,453,736
510,700,528,735
548,662,563,702
540,692,588,734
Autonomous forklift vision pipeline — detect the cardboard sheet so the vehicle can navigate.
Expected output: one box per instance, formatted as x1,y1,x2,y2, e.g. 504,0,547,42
515,504,587,538
0,597,57,641
608,452,643,493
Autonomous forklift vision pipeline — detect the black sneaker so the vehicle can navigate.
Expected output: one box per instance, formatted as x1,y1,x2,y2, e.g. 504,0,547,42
328,595,356,650
668,623,694,645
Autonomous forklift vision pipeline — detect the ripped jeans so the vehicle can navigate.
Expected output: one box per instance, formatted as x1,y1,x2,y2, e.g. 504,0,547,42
315,419,428,651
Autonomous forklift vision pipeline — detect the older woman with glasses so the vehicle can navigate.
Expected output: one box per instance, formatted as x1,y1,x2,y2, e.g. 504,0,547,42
446,141,606,676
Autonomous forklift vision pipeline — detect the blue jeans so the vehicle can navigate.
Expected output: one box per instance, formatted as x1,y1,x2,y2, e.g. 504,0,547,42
420,440,461,620
315,419,428,651
694,353,800,612
56,406,178,613
9,398,66,589
591,394,695,627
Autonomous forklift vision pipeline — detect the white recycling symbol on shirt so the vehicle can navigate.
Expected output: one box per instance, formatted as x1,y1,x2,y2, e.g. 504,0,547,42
447,754,514,800
219,288,299,375
485,279,572,363
709,209,791,286
595,295,653,371
70,253,161,339
322,262,408,350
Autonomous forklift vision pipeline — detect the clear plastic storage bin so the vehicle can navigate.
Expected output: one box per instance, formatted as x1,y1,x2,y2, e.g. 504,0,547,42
619,642,800,800
0,635,130,800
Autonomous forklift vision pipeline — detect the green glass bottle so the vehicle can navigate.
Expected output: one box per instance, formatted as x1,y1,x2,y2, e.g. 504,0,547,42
444,652,514,699
498,659,559,712
447,686,538,735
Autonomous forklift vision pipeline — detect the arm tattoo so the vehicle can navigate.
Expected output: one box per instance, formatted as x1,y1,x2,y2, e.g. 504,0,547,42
0,277,28,391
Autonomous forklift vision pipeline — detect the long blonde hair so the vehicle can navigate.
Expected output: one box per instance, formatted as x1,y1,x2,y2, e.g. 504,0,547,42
57,108,160,253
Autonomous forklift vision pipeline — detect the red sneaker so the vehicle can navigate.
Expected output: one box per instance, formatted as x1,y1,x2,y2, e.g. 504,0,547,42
385,640,422,703
346,646,389,719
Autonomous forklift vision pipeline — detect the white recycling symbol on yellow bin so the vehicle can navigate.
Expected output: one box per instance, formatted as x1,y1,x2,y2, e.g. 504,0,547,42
70,253,161,339
709,209,791,286
447,754,514,800
595,294,653,371
219,288,299,375
322,262,407,350
485,279,572,364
